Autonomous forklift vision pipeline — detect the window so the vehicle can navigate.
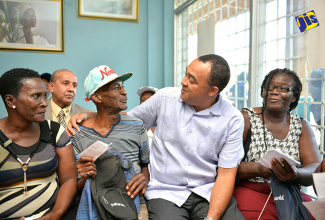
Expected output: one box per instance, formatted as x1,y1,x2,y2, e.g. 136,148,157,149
175,0,324,196
175,0,250,110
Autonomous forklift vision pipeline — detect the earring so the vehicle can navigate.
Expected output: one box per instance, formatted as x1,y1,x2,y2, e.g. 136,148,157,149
13,105,16,109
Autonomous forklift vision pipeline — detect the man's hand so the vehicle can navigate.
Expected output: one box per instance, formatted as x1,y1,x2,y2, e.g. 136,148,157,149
66,112,95,136
76,156,97,179
271,158,298,182
126,173,148,198
258,163,273,179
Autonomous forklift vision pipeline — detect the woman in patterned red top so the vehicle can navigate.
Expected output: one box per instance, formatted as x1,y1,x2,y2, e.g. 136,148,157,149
0,68,77,220
234,68,321,220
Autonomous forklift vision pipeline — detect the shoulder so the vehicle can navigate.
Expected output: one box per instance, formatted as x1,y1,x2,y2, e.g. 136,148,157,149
120,114,145,125
71,103,93,113
219,96,243,120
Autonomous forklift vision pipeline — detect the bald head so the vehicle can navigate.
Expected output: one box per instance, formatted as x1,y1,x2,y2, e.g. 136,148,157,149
51,69,75,83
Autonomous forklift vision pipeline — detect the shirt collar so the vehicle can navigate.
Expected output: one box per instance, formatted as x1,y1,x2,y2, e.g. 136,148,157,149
178,94,224,116
51,98,72,117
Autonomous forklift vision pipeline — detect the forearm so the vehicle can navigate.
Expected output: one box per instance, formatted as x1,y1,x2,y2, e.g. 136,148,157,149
236,161,260,181
141,165,150,182
207,167,238,220
51,179,77,219
77,177,87,192
294,163,320,186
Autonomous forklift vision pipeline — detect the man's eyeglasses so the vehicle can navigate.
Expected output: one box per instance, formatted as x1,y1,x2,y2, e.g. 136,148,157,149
264,85,293,93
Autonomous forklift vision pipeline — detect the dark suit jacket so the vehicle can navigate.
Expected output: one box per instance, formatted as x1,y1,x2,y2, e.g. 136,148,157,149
45,98,93,121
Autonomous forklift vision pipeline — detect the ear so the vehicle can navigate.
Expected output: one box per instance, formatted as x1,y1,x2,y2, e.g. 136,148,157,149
292,92,298,103
91,93,102,103
208,86,219,97
48,82,54,93
5,94,15,108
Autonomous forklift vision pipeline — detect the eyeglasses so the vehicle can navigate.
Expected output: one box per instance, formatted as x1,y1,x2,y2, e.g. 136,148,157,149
264,85,293,93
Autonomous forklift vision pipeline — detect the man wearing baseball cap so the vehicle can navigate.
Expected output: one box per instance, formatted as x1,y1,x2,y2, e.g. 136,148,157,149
70,65,150,220
68,55,245,220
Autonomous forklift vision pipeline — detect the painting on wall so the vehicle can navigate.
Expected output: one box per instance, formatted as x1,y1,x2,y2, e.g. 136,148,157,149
77,0,138,23
0,0,64,53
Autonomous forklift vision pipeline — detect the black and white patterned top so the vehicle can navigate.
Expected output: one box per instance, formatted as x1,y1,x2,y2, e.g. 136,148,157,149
243,108,302,183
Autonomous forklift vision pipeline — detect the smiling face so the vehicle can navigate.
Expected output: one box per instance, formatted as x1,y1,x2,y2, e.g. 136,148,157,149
94,79,128,113
263,73,297,112
14,78,48,123
49,71,77,108
21,8,36,28
180,58,218,112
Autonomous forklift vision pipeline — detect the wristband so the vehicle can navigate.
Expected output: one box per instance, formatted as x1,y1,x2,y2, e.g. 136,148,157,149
204,217,213,220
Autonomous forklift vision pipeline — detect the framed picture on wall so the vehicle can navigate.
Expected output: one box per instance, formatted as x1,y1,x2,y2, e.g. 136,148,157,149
77,0,138,23
0,0,64,53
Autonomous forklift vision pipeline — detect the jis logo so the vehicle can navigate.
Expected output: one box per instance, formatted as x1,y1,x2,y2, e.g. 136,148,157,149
295,10,319,33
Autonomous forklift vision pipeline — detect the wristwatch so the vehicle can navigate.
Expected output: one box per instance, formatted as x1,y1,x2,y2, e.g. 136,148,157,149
203,217,213,220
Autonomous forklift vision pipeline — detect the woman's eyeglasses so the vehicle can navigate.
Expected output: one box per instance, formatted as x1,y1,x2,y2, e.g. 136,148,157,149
264,85,293,93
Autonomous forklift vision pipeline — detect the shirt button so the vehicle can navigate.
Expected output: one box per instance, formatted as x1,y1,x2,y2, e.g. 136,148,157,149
187,162,190,166
190,130,192,133
186,147,189,151
188,178,191,182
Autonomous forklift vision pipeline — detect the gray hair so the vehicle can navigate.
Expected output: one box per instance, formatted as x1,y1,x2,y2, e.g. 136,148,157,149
51,69,75,83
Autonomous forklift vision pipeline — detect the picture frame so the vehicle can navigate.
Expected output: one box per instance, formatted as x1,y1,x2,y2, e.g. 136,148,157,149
0,0,64,53
77,0,138,23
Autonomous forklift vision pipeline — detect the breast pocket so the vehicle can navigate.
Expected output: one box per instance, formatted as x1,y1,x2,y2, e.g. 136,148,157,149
198,130,226,161
162,114,179,142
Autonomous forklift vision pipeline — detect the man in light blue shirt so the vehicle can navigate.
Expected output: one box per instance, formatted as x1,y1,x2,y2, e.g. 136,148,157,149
68,54,245,220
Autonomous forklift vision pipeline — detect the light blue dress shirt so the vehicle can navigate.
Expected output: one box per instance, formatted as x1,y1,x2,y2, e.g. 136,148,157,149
128,87,244,207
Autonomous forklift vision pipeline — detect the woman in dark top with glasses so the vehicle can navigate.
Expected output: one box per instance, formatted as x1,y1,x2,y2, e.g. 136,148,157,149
233,68,321,220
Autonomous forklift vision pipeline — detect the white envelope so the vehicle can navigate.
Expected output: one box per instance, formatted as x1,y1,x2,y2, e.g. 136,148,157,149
258,148,301,169
78,141,112,161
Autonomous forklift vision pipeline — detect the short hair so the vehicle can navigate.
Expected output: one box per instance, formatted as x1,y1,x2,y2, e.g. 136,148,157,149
0,68,40,104
51,69,75,83
260,68,302,112
198,54,231,93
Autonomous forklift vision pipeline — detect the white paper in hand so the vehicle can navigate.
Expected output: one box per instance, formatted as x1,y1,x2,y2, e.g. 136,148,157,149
78,141,112,161
258,148,301,169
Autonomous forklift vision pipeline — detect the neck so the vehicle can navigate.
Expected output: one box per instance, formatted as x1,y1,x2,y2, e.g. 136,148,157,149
5,113,38,133
93,111,120,129
52,98,69,109
193,95,219,112
263,108,288,123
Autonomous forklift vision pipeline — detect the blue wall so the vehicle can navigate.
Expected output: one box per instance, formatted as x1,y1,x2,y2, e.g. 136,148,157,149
0,0,174,118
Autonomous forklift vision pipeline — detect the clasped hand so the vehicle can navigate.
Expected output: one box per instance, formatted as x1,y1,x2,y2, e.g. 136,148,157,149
77,156,148,198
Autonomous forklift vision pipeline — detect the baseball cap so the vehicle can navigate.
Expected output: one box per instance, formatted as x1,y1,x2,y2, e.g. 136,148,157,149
84,65,132,101
137,86,159,97
40,72,51,82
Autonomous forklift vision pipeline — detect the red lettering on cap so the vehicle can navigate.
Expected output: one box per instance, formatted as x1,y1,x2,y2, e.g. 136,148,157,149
100,67,115,80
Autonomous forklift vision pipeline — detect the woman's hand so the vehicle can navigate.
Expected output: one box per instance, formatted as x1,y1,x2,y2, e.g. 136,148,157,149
271,158,299,182
258,163,273,179
76,156,97,179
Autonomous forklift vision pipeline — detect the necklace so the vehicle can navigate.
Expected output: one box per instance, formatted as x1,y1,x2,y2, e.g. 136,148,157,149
1,138,41,194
